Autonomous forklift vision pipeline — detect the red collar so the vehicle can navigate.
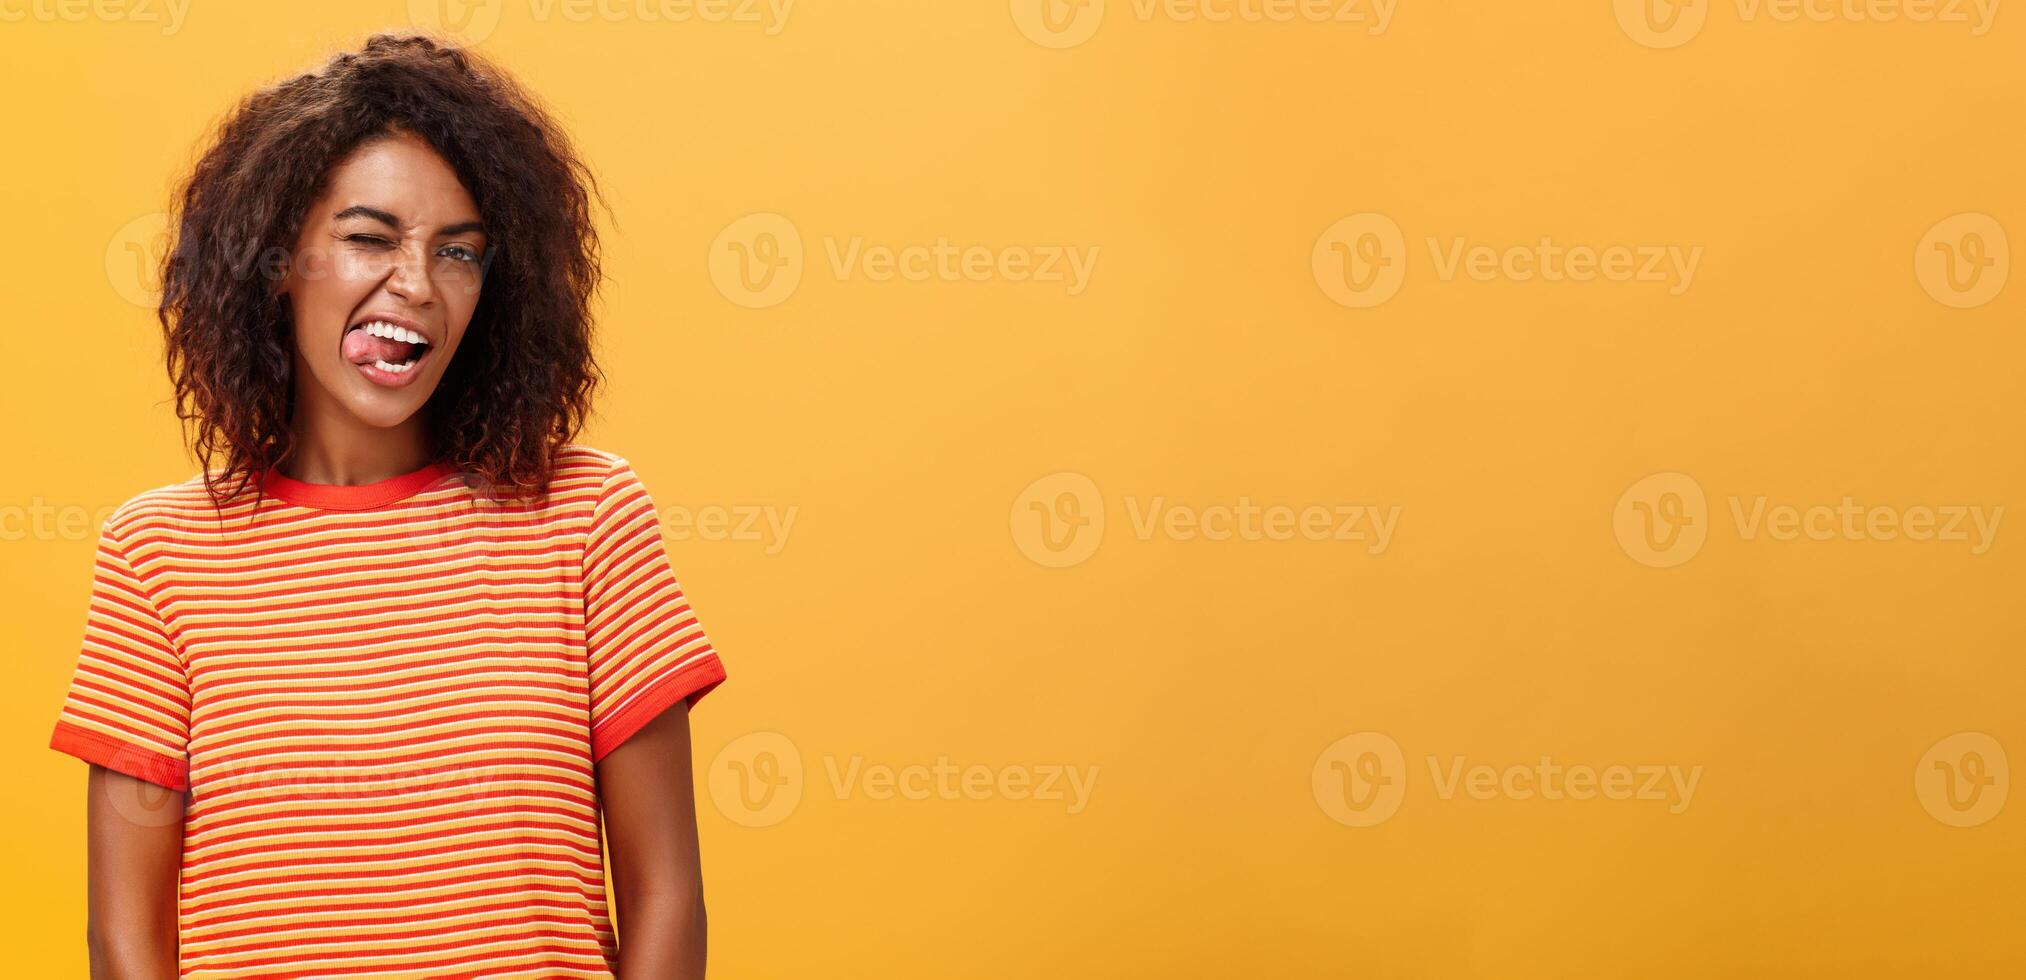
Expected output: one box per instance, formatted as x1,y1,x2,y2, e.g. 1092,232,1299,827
259,459,460,510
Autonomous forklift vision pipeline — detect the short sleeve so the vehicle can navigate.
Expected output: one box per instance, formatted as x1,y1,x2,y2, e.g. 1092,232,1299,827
48,517,192,792
583,457,728,763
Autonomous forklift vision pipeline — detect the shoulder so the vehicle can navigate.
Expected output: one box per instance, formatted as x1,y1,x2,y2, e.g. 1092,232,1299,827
103,471,227,541
551,442,637,495
554,442,666,490
555,444,673,531
554,442,630,476
550,443,657,515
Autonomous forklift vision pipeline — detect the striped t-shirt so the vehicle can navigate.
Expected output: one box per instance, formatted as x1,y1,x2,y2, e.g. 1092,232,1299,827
47,443,727,977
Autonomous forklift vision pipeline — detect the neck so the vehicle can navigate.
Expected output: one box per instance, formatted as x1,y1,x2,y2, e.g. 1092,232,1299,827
278,389,435,486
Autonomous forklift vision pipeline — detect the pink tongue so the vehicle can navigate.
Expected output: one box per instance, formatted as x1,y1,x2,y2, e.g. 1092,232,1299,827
343,328,419,365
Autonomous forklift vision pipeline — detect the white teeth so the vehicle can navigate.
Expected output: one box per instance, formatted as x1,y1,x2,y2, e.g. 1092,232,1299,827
361,321,428,346
370,358,414,374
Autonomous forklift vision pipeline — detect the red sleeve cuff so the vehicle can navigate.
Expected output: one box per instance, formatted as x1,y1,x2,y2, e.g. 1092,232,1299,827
590,653,727,764
50,720,189,792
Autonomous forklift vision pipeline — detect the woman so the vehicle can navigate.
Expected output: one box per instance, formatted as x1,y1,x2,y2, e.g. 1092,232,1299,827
47,33,726,978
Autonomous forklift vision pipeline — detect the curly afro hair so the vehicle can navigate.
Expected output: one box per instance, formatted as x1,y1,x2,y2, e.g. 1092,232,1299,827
159,31,608,511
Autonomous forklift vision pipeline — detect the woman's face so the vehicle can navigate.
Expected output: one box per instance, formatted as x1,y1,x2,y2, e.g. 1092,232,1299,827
279,129,488,431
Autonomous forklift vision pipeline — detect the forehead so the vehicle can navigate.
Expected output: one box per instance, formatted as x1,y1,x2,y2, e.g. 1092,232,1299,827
316,131,480,225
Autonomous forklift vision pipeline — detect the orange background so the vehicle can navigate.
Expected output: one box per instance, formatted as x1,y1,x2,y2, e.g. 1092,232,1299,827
4,1,2022,976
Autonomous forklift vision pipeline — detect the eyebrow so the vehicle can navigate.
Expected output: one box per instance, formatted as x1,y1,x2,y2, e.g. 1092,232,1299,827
333,205,485,238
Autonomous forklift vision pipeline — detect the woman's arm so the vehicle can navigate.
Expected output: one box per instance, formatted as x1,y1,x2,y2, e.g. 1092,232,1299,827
84,764,183,979
597,700,709,979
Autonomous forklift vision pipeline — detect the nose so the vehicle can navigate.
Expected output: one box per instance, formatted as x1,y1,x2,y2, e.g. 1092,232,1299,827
384,240,436,307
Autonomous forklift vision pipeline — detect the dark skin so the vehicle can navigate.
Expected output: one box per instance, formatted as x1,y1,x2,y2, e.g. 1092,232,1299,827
599,700,710,979
83,766,182,979
84,129,707,976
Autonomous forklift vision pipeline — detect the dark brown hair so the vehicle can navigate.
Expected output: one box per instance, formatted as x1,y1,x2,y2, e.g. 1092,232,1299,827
160,31,607,510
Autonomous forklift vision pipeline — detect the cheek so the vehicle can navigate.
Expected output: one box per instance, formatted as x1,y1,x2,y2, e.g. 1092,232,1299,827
292,239,390,298
433,328,470,368
289,308,339,365
439,285,484,355
444,267,488,310
287,279,365,357
288,256,377,323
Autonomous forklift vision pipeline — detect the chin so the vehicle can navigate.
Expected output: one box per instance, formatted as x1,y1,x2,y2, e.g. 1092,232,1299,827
338,375,440,427
344,400,432,429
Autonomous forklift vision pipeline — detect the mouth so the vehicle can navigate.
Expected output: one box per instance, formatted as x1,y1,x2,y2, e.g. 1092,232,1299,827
342,318,434,388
